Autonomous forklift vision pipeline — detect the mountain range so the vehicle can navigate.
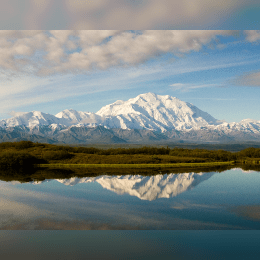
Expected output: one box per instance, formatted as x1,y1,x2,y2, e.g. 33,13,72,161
1,92,260,144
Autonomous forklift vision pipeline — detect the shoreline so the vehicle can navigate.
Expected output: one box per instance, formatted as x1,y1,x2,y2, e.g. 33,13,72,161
37,161,234,169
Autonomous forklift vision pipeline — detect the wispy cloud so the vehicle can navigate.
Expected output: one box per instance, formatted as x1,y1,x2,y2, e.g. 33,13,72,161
188,97,238,101
233,70,260,87
244,30,260,42
0,64,165,114
170,83,218,92
229,205,260,221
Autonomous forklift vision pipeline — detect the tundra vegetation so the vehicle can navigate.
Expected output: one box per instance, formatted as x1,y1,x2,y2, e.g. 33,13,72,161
0,141,260,168
0,141,259,182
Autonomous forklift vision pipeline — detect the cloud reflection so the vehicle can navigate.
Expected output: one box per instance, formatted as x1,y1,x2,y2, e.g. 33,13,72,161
1,218,142,230
0,183,163,230
0,170,251,230
171,201,220,210
230,205,260,221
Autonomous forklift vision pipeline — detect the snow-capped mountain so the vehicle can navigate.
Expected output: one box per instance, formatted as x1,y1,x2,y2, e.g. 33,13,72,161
0,111,61,128
0,93,220,131
96,92,219,131
55,109,104,127
0,92,260,143
0,109,104,128
32,172,216,201
214,119,260,134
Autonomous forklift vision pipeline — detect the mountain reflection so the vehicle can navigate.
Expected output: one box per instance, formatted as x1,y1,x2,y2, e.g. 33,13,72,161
32,172,216,201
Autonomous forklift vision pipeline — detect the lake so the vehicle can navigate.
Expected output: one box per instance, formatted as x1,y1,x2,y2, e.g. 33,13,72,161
1,167,260,230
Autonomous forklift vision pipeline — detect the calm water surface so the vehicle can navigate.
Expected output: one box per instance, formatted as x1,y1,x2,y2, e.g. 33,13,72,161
1,168,260,230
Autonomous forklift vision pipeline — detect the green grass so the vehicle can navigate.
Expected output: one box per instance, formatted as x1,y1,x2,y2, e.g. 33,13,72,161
37,161,234,169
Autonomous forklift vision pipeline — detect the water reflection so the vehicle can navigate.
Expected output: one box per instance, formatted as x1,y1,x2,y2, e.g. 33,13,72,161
229,205,260,221
0,168,260,230
36,172,216,201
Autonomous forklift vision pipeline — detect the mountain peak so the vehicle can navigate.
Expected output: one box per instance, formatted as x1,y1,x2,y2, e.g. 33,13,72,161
96,93,218,131
0,110,60,128
138,92,157,98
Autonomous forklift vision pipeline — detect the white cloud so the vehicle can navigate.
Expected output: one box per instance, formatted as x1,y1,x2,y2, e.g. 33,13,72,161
170,83,217,92
244,30,260,42
1,0,259,30
234,71,260,86
170,83,185,89
63,0,250,30
0,72,45,97
0,31,47,72
0,30,236,76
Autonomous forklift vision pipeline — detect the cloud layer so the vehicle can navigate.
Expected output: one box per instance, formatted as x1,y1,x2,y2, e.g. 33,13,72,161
234,71,260,87
245,30,260,42
1,0,259,29
0,30,238,76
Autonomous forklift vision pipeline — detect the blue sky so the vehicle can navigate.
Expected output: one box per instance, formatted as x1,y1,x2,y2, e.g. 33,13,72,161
0,30,260,123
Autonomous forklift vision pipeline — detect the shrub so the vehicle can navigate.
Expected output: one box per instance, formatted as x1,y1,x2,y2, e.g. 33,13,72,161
15,141,34,150
237,148,260,158
42,150,74,161
0,152,40,170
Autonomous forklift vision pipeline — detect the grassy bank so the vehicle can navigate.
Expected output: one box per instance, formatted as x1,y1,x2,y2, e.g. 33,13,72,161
38,161,234,169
